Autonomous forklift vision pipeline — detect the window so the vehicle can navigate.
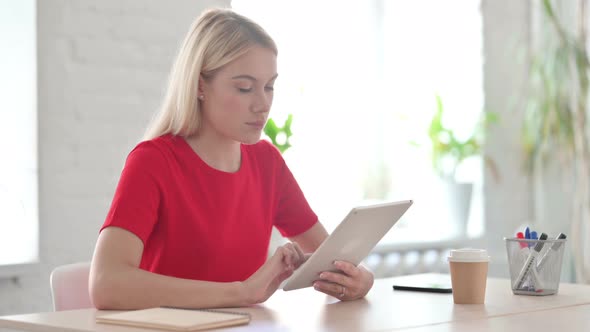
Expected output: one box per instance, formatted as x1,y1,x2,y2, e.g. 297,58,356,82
0,0,38,267
233,0,484,242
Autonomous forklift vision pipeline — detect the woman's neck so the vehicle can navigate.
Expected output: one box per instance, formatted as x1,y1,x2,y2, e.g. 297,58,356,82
185,132,242,173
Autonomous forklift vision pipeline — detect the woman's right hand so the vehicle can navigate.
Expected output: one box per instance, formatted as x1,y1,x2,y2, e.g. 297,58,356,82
242,242,306,304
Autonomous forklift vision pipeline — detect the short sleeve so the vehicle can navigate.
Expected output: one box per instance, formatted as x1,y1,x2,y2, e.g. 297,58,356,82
270,145,318,237
100,142,165,245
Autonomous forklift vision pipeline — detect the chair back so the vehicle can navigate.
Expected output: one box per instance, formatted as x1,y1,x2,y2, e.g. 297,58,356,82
50,262,93,311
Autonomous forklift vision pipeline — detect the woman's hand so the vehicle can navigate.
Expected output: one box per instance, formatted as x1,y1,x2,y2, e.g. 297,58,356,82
241,242,306,304
312,261,374,301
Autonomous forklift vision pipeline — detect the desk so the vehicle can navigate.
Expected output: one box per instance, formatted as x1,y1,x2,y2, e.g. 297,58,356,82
408,304,590,331
1,274,590,332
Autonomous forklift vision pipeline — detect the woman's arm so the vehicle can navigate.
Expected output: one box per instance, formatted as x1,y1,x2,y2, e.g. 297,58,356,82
288,221,329,252
89,227,247,309
90,227,301,310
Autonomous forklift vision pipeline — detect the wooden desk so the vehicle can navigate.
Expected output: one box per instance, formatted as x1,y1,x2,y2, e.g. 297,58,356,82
1,274,590,332
407,303,590,331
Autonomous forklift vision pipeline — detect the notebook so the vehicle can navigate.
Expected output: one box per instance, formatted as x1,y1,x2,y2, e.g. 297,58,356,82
96,307,251,331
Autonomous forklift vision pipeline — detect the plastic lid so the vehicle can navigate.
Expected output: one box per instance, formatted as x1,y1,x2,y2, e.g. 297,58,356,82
447,248,490,263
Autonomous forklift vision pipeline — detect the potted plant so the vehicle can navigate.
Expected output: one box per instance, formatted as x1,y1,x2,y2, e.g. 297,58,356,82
428,95,497,236
522,0,590,283
264,114,293,154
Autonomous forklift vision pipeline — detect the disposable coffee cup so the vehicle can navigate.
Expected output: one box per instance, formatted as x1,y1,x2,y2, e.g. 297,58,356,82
447,248,490,304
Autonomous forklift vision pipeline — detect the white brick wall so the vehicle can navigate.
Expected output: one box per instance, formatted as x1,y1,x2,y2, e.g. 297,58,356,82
0,0,228,315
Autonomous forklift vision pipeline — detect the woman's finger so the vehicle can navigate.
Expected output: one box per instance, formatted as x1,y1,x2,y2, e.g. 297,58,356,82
291,242,306,266
333,260,360,278
313,281,348,300
275,245,295,269
319,271,350,288
282,243,296,268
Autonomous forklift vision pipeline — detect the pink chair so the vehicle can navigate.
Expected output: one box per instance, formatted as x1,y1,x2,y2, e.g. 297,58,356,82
49,262,94,311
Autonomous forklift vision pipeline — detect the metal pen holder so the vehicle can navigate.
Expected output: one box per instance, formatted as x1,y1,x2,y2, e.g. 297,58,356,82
505,237,566,296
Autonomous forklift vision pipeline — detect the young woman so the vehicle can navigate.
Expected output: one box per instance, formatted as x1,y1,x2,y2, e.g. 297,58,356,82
89,8,374,310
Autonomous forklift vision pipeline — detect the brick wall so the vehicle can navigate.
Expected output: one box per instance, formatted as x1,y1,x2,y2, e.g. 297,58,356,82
0,0,228,315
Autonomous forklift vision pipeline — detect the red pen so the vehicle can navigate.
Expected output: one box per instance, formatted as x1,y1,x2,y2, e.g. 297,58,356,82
516,232,527,249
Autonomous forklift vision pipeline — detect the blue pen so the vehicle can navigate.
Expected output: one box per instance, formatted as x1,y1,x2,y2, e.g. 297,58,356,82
530,230,538,250
525,227,531,248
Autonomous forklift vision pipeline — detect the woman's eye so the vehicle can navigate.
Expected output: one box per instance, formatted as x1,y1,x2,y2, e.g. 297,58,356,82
265,86,274,92
238,87,252,93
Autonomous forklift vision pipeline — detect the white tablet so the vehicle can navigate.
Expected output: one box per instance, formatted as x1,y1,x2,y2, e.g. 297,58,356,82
282,199,413,291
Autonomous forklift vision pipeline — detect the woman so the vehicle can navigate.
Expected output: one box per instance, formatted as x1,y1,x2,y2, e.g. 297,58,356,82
89,8,374,310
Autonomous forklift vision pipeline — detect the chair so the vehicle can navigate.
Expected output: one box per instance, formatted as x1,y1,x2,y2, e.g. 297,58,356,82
49,262,94,311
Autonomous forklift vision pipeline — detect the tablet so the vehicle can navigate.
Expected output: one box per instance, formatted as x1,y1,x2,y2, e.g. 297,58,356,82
282,199,413,291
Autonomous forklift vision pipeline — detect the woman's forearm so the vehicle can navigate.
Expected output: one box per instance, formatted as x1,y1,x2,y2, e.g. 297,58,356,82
90,227,254,310
90,265,248,310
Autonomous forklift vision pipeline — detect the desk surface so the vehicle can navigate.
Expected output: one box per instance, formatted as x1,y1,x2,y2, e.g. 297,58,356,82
1,274,590,332
407,303,590,331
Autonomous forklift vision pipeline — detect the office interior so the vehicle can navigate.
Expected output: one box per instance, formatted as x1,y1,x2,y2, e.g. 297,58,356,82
1,0,589,316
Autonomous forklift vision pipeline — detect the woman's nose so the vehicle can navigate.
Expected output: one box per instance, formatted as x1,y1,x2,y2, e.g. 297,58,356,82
253,90,272,113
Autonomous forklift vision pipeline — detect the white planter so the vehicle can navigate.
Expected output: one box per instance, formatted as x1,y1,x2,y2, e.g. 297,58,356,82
441,178,473,237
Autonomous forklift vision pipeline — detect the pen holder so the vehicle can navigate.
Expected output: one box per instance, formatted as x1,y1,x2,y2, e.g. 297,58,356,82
505,237,566,296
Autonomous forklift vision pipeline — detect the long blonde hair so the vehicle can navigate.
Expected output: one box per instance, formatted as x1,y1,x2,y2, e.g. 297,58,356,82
143,8,277,141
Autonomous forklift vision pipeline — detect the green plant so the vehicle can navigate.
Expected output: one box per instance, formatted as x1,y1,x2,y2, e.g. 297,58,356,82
428,95,497,179
522,0,589,171
264,114,293,154
522,0,590,283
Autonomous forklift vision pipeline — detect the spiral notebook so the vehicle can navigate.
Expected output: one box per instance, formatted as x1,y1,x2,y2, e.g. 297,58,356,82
96,307,251,331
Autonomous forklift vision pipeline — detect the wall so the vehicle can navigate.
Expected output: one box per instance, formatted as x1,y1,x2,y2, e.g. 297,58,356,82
481,0,533,277
482,0,580,282
0,0,229,315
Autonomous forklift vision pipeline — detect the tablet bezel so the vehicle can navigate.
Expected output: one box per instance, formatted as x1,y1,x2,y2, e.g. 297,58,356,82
282,199,413,291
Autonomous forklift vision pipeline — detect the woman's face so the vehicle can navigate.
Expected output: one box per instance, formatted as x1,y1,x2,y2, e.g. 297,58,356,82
200,46,277,145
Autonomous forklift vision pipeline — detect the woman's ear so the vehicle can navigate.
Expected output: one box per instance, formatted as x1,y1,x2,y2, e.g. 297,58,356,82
198,75,206,100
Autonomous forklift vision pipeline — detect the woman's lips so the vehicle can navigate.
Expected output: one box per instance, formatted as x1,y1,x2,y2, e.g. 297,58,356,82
246,121,266,130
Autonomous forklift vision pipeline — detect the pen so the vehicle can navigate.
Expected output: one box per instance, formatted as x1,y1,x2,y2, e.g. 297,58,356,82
515,232,530,268
513,233,548,290
516,232,527,249
525,227,531,248
536,233,567,271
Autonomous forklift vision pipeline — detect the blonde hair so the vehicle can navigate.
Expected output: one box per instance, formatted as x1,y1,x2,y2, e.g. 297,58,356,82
143,8,277,141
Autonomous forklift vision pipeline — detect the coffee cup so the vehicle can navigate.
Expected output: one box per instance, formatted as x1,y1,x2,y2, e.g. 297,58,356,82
447,248,490,304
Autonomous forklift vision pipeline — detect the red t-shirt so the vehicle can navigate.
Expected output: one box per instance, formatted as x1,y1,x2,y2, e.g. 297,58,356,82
101,134,317,282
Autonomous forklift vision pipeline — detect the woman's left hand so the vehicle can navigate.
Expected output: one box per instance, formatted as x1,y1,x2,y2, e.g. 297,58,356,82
312,261,374,301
